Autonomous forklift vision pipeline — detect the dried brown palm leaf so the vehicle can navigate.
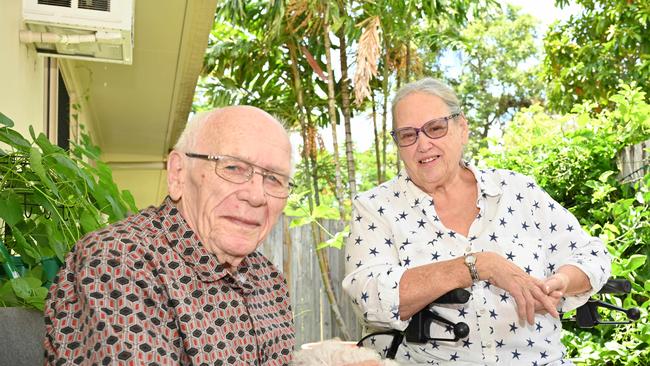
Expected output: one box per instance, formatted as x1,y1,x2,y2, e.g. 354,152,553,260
353,16,381,106
285,0,325,35
301,45,327,81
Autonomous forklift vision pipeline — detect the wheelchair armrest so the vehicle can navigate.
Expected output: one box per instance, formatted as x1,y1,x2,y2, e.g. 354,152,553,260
357,288,472,357
569,278,640,328
598,278,631,294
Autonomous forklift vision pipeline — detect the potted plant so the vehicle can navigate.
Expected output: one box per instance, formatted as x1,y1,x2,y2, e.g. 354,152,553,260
0,111,138,310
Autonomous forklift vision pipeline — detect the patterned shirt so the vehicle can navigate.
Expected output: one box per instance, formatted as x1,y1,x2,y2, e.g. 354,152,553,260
45,197,295,365
343,164,611,365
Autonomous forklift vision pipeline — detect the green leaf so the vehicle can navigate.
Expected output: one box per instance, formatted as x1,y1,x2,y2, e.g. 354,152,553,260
0,112,14,127
0,191,23,226
289,216,314,228
603,223,620,235
283,205,308,218
45,223,68,262
0,281,21,307
120,189,138,212
312,204,340,220
627,254,647,271
79,208,100,233
598,170,614,182
316,227,349,250
0,128,31,151
10,278,32,299
10,226,41,264
30,146,59,196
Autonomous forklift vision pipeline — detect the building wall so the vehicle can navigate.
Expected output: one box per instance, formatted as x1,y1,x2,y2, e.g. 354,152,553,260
111,168,168,209
0,1,45,136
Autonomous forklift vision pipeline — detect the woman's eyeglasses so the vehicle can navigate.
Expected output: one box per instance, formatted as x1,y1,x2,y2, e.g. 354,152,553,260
390,112,461,147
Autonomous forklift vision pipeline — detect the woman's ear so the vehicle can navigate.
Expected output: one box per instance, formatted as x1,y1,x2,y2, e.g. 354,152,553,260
167,150,185,201
459,113,469,144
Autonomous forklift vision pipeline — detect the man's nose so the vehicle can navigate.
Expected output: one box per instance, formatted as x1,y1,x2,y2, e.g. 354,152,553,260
240,172,267,206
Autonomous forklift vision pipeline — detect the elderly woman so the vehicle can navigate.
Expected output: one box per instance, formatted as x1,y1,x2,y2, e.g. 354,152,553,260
342,78,611,365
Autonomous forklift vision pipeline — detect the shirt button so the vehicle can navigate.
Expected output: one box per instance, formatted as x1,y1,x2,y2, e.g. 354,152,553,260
486,341,493,349
479,308,487,315
465,247,472,253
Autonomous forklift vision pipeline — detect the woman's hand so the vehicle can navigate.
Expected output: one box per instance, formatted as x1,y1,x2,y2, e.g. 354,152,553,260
475,252,560,325
544,272,570,295
534,290,563,314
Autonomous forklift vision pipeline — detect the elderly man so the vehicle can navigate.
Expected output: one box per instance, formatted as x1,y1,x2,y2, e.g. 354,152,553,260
44,106,295,365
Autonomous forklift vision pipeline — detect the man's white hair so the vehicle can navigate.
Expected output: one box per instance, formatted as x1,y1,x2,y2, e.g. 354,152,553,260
174,111,211,152
292,340,399,366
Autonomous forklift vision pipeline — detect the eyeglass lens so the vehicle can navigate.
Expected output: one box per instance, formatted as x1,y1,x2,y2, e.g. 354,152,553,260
214,156,291,198
393,113,459,147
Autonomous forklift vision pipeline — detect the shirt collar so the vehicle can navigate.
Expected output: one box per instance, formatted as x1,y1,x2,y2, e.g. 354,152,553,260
153,197,257,294
397,161,502,208
465,162,502,198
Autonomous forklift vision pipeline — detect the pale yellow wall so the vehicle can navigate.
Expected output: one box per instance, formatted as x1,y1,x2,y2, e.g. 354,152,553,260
0,1,45,136
111,169,168,209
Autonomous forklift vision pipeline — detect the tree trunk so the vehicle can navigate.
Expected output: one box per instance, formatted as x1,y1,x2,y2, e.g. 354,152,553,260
395,72,402,173
371,92,382,185
322,11,346,220
405,38,411,82
287,40,315,209
380,39,390,183
305,112,321,205
338,27,357,199
288,37,352,342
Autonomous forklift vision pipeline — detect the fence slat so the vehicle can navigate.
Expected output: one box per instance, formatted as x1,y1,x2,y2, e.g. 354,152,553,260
259,216,362,347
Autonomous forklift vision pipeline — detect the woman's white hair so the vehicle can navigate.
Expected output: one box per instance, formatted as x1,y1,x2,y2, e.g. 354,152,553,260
391,77,462,130
292,340,400,366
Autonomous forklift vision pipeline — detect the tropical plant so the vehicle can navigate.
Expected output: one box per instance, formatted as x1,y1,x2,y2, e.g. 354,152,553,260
0,112,137,310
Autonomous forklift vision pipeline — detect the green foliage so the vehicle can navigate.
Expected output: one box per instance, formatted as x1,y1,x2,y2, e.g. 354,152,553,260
544,0,650,112
477,85,650,365
0,112,137,310
354,144,398,192
436,4,543,154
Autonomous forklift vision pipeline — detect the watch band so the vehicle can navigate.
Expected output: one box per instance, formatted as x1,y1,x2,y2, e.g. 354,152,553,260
465,254,480,282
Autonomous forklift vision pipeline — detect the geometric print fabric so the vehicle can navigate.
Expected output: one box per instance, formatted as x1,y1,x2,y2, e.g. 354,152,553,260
44,197,295,365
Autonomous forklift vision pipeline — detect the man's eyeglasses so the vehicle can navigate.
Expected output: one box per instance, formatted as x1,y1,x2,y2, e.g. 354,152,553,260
185,153,294,198
390,112,461,147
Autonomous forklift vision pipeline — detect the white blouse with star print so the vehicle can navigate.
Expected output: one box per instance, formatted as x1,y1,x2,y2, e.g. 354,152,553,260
343,163,611,365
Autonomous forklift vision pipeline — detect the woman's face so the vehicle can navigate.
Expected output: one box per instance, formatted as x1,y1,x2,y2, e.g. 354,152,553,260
393,92,468,192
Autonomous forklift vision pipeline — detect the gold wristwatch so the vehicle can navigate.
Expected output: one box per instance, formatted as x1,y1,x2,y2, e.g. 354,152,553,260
464,254,480,282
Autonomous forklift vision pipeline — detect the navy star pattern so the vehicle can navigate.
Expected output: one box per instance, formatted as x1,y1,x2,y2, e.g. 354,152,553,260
342,163,611,364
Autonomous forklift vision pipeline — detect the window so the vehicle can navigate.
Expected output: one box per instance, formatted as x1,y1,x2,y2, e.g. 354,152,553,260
44,58,74,150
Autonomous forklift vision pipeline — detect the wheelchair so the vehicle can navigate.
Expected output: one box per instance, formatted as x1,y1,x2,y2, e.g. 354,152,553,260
356,278,641,360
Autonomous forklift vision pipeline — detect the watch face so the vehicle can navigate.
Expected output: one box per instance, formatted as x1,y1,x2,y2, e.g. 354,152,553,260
465,255,476,265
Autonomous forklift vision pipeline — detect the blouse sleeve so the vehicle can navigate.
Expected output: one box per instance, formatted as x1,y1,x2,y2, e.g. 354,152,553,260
526,177,612,311
342,195,410,330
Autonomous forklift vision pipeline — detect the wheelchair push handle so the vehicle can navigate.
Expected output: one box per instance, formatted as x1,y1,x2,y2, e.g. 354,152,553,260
599,278,631,294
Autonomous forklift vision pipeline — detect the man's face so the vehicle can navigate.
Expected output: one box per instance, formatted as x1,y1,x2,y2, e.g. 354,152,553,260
170,107,292,268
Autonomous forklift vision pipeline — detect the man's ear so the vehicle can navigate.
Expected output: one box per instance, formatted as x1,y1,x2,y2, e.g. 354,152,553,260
167,150,185,201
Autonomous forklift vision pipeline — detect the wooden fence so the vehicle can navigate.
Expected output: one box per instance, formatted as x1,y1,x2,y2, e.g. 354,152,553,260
617,139,650,184
257,216,363,347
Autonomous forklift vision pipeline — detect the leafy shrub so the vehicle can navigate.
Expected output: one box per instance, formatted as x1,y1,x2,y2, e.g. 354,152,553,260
0,112,137,310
